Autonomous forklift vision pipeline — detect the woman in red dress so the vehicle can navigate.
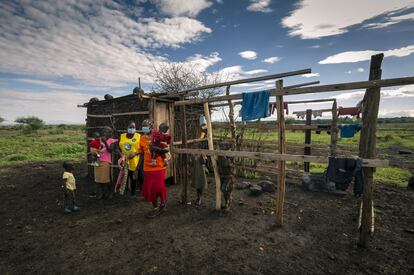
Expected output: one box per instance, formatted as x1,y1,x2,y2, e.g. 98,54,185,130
139,120,169,217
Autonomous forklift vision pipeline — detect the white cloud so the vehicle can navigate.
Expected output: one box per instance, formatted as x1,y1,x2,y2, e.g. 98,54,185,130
263,56,282,64
319,44,414,64
332,85,414,100
243,69,268,75
0,88,95,124
363,12,414,29
0,1,212,86
239,50,258,60
185,52,222,72
247,0,273,13
345,70,352,74
218,65,268,81
357,68,365,73
281,0,414,39
309,45,320,49
151,0,213,17
379,109,414,117
302,73,320,78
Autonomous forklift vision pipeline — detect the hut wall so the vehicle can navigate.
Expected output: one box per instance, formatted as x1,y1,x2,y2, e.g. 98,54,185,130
84,95,205,183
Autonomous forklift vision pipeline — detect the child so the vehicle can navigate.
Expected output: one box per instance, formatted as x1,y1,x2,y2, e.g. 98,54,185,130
150,123,171,166
62,161,80,214
90,132,101,167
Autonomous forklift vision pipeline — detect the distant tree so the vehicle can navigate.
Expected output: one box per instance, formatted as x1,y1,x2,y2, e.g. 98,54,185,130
0,116,4,124
15,116,44,133
152,62,223,98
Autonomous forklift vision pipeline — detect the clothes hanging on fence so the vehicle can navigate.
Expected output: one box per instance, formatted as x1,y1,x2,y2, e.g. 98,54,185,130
313,110,324,118
191,155,208,191
218,154,236,208
326,157,364,195
302,157,364,196
295,111,306,119
315,125,330,134
338,107,361,118
270,102,289,115
340,124,362,138
241,90,270,121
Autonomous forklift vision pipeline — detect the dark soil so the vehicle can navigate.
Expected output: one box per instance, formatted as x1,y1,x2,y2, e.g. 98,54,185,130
0,162,413,274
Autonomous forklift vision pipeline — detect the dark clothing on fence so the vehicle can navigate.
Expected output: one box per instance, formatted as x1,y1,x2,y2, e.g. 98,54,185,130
302,157,364,196
326,157,364,195
218,155,236,207
191,155,208,191
241,90,270,121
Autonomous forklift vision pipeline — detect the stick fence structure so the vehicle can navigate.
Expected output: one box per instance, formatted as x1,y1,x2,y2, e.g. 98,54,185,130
167,53,414,247
79,54,414,248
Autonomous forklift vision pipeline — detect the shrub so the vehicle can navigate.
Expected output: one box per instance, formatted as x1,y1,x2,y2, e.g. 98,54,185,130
15,116,44,133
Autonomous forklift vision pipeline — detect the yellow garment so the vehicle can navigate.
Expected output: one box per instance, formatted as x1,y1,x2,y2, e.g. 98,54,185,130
119,132,141,171
62,172,76,190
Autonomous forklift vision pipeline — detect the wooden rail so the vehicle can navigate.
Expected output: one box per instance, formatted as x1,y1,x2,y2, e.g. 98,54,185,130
172,148,389,168
161,68,311,97
174,76,414,106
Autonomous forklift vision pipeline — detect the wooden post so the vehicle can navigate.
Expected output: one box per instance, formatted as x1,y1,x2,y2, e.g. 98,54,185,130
227,85,236,150
180,103,189,204
204,102,222,210
275,80,286,227
169,103,175,179
330,100,338,156
358,53,384,247
304,109,312,172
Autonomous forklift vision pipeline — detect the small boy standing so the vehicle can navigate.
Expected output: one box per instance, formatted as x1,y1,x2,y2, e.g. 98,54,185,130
62,161,80,214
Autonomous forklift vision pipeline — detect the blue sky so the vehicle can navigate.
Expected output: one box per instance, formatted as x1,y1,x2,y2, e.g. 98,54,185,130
0,0,414,123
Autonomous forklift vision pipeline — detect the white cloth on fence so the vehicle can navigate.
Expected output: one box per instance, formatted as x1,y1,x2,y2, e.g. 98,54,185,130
295,111,306,119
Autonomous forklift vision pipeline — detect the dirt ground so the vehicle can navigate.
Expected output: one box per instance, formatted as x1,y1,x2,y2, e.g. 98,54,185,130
0,162,413,274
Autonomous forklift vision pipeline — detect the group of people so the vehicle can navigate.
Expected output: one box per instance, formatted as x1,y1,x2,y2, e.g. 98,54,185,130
61,119,172,218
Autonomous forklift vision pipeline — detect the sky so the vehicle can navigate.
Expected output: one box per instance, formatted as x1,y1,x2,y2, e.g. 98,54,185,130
0,0,414,124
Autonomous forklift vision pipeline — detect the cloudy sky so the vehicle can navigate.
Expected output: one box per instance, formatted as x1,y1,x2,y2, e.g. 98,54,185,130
0,0,414,123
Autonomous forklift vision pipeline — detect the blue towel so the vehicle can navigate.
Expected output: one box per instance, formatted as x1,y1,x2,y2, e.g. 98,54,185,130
340,124,362,138
241,90,270,121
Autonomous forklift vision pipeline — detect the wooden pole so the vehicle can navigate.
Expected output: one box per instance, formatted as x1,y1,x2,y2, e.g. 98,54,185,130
275,80,286,227
304,109,312,172
204,102,222,210
169,103,175,180
180,103,189,204
358,53,384,247
226,86,237,150
330,100,338,156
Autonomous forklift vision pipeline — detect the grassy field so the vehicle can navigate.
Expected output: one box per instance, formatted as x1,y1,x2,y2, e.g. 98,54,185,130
0,123,413,186
0,125,85,165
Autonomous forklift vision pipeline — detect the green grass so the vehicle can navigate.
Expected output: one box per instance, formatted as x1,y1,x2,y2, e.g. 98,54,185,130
216,123,414,186
1,123,413,187
374,167,412,187
0,127,85,165
216,123,414,150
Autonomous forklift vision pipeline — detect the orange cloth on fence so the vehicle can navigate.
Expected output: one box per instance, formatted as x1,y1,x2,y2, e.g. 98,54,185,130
140,134,166,172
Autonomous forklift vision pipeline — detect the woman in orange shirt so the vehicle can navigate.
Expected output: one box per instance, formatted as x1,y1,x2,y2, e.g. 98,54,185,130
139,120,168,217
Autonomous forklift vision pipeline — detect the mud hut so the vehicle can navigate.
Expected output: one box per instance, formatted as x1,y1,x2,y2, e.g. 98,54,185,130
79,89,205,183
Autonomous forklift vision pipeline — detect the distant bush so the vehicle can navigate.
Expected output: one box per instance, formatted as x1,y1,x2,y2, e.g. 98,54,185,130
0,116,4,124
285,118,296,125
15,116,45,133
48,129,64,135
